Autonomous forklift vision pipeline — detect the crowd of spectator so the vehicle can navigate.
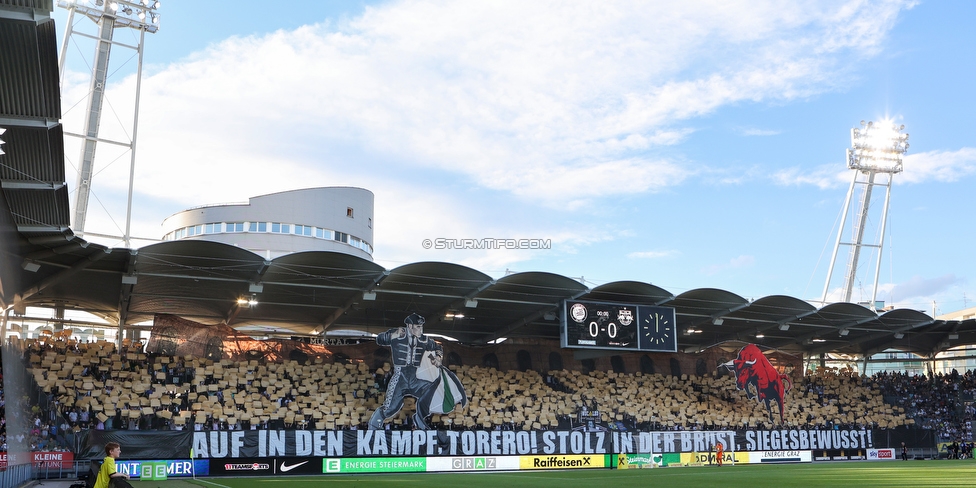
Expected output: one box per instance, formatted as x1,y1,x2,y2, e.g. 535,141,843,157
2,337,975,455
0,352,73,453
874,368,975,442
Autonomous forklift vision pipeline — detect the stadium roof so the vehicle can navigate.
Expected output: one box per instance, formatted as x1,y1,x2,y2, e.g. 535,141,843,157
2,2,974,360
3,228,975,358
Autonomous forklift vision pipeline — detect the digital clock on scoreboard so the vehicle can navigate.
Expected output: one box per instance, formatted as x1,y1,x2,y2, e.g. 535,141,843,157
561,300,677,352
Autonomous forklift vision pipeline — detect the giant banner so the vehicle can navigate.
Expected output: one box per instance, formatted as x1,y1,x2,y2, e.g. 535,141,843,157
78,427,921,462
189,428,881,458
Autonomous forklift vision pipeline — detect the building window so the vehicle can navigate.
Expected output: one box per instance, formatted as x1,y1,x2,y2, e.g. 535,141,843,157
228,222,244,232
272,222,281,233
204,223,220,234
347,207,354,218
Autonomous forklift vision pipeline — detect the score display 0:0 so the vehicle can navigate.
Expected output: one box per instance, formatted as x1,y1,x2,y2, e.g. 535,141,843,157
589,320,617,338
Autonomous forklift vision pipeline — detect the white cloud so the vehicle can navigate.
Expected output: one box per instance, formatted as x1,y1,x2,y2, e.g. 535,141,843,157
628,250,679,259
738,127,781,136
882,274,963,303
67,0,914,198
58,0,917,264
900,148,976,184
703,255,756,275
770,147,976,190
770,165,849,189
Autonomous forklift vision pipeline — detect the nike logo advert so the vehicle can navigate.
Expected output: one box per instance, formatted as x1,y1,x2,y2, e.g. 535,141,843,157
279,461,308,472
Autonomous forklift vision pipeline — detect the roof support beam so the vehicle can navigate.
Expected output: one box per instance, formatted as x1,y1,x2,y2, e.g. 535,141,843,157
428,279,496,327
117,249,138,326
317,270,390,335
249,260,272,289
0,181,65,190
929,320,964,355
15,249,110,306
24,240,90,261
808,319,936,356
686,302,753,329
704,309,821,347
769,314,880,351
480,290,588,345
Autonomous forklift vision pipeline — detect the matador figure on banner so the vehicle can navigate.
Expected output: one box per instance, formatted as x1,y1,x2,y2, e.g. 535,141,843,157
368,313,467,429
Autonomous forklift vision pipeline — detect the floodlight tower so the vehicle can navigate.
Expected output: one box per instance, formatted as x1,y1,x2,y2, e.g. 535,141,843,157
58,0,160,246
821,120,909,309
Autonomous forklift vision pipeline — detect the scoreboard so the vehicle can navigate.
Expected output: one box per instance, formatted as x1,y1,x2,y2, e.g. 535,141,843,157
561,300,677,352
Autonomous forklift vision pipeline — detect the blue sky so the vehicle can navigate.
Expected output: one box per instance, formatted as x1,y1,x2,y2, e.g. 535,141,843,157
52,1,976,316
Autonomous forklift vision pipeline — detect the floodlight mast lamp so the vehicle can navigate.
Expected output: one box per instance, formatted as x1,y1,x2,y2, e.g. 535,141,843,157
821,120,909,310
58,0,161,247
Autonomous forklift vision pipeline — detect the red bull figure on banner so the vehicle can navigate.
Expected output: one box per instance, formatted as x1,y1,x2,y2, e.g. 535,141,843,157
723,344,792,423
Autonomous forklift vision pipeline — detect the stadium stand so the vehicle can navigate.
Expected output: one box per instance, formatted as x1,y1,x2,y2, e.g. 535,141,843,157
875,369,975,446
11,337,951,438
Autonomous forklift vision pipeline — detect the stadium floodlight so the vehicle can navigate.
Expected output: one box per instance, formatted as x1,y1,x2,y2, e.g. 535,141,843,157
847,120,909,174
754,331,764,339
57,0,162,248
894,332,905,339
57,0,162,34
0,127,6,155
822,119,908,310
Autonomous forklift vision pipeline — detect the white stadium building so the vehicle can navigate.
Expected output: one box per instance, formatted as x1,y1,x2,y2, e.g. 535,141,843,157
160,187,374,260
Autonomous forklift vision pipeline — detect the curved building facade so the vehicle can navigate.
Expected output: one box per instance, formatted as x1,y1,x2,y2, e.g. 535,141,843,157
161,187,374,260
